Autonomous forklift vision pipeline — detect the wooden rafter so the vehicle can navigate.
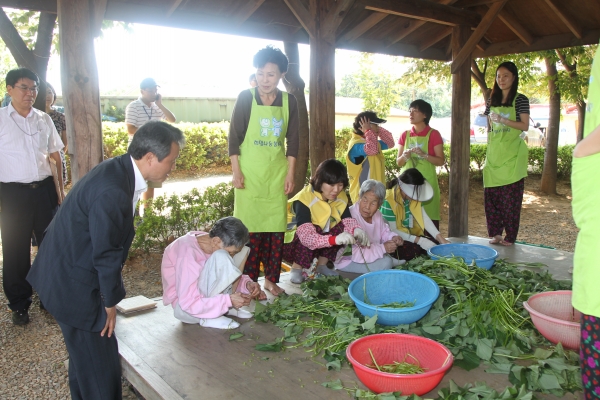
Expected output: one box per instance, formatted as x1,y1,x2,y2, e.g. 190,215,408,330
542,0,583,39
476,39,488,51
419,26,452,51
0,0,57,13
283,0,316,38
232,0,266,26
386,0,456,46
497,7,533,46
450,0,507,74
338,11,387,43
364,0,481,27
322,0,355,38
166,0,184,17
453,0,504,7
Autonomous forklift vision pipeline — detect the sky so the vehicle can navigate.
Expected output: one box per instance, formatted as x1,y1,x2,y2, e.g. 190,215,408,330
45,23,405,98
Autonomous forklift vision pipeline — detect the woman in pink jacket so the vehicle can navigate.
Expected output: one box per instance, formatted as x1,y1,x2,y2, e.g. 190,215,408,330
162,217,265,330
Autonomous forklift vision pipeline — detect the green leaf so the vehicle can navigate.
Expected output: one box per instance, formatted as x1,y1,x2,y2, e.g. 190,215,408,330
321,379,343,390
453,350,480,371
255,339,284,352
485,363,512,374
422,326,443,335
475,338,494,361
361,315,378,330
538,372,562,390
228,332,244,341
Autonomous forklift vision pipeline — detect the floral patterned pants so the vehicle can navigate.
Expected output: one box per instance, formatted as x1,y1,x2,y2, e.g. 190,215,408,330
484,178,524,244
243,232,284,283
581,314,600,399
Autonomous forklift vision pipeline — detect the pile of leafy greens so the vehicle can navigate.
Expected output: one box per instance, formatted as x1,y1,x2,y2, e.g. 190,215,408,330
253,257,580,397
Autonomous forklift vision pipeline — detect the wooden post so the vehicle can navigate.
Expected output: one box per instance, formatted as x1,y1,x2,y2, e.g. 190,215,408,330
448,24,471,237
308,29,336,173
58,0,103,183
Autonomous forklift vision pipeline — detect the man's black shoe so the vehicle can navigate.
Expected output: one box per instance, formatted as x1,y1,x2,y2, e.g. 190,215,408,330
12,310,30,325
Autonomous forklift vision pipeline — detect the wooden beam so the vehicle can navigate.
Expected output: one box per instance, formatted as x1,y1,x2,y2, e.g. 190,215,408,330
542,0,583,40
232,0,266,26
338,11,387,43
166,0,184,17
448,24,471,237
386,0,456,46
475,39,488,51
322,0,355,38
58,0,103,182
339,35,448,60
91,0,107,38
453,0,504,7
497,7,533,46
450,0,506,74
364,0,481,27
283,0,316,38
475,29,600,57
0,0,56,13
419,26,452,51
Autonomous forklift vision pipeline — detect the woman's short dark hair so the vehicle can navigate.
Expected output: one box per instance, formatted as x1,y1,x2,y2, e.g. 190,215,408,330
409,99,433,125
128,121,185,161
209,217,249,249
46,82,57,106
490,61,519,107
253,45,289,74
352,111,379,135
6,67,39,87
310,159,349,193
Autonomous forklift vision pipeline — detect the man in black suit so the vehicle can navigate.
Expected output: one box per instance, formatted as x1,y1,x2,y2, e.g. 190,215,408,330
27,121,184,400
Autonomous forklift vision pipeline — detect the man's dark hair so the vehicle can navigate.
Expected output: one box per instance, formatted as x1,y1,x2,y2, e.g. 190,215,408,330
409,99,433,125
128,121,185,161
253,45,289,74
6,68,39,87
310,159,349,193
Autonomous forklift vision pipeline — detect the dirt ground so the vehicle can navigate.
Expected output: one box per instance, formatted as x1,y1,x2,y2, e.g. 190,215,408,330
0,173,578,399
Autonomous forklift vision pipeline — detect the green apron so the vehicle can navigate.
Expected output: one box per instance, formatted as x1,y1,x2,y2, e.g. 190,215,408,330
483,95,528,188
572,45,600,317
233,89,289,232
401,129,441,220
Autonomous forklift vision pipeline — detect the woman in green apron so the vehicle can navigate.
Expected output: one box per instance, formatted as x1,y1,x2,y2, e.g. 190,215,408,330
572,43,600,399
396,99,445,228
482,62,529,246
228,46,299,296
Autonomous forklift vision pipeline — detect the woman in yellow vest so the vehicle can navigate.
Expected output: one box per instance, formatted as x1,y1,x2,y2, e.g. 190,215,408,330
483,62,529,246
572,44,600,399
346,111,395,203
283,159,370,283
396,100,445,228
380,168,449,261
228,46,299,296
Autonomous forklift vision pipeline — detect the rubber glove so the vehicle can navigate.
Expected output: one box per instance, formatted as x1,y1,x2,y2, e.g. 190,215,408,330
335,232,355,245
353,228,371,247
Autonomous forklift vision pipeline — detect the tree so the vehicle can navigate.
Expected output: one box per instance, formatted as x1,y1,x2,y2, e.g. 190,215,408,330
540,53,561,195
555,45,597,142
0,37,17,98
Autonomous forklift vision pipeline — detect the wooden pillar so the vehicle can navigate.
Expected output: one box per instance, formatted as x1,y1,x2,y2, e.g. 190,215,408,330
58,0,104,183
448,25,471,237
308,20,336,173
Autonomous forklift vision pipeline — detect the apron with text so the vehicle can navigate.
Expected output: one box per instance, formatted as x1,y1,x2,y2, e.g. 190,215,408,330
483,95,528,188
233,89,289,232
401,129,441,220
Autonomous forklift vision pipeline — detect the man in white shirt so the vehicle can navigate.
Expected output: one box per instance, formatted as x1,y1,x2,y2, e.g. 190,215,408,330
125,78,176,211
0,67,64,325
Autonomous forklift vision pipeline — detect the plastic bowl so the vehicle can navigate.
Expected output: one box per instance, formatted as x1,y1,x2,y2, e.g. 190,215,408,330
346,333,453,395
428,243,498,270
523,290,581,350
348,270,439,326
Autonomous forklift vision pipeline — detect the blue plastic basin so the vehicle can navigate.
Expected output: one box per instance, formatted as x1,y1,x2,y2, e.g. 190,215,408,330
428,243,498,270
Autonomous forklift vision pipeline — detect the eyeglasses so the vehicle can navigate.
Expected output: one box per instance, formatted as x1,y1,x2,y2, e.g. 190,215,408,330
13,85,39,94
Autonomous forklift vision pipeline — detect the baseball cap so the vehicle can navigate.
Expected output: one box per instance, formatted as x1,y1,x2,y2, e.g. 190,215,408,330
140,78,160,89
356,111,387,124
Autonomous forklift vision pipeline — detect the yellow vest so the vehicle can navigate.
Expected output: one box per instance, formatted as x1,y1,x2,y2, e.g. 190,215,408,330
287,185,348,230
384,187,425,236
346,134,386,203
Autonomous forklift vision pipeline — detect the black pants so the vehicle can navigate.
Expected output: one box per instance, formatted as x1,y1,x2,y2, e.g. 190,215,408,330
57,321,122,400
0,177,57,311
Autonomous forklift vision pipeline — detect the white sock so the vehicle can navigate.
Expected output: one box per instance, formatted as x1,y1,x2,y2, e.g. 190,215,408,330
199,316,240,329
316,264,340,276
290,268,305,284
227,308,253,318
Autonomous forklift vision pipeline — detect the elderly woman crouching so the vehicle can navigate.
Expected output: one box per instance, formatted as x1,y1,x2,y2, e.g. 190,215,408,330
161,217,266,330
283,159,370,283
331,179,405,274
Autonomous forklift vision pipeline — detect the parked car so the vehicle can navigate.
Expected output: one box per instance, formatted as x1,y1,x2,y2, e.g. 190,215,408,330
470,125,488,144
525,118,545,147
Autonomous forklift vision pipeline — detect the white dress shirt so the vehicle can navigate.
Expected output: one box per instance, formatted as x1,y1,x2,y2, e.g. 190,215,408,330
0,103,64,183
130,156,148,216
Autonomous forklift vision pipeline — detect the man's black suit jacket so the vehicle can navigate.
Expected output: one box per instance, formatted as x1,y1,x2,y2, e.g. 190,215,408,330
28,154,136,332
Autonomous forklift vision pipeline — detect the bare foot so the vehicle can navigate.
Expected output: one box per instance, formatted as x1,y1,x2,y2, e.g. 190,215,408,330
263,281,285,297
499,240,513,246
489,235,503,244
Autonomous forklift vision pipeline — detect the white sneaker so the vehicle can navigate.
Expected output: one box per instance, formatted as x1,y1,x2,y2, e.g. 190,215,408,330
199,316,240,329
